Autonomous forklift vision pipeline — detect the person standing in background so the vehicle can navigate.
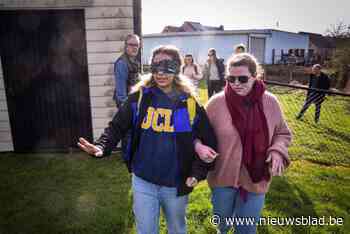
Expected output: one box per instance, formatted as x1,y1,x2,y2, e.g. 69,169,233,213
234,43,246,54
114,34,141,108
181,54,202,92
203,48,225,98
296,64,331,123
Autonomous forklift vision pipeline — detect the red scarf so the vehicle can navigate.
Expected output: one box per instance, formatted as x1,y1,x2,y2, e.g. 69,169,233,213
224,80,270,200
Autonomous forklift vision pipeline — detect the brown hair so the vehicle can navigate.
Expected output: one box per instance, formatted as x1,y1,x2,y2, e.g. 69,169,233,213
183,54,199,74
132,45,197,97
226,53,263,78
208,48,217,58
150,45,182,71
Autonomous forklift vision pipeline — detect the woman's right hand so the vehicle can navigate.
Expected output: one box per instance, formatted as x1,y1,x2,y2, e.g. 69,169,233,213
77,137,103,157
194,140,218,163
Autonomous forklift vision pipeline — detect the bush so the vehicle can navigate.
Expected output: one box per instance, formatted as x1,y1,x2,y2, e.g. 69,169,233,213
330,44,350,89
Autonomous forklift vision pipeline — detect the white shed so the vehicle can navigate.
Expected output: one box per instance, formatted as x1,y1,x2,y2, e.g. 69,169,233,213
142,29,309,65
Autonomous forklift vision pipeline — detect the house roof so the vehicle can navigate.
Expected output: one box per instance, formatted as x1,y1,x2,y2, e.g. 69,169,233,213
183,21,223,31
186,21,203,31
161,21,224,33
162,26,180,33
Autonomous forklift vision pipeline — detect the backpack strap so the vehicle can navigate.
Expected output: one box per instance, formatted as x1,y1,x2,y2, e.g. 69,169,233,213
187,96,196,126
136,88,143,116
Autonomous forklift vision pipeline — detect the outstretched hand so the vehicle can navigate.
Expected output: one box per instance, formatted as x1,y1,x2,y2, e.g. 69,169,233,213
77,137,103,157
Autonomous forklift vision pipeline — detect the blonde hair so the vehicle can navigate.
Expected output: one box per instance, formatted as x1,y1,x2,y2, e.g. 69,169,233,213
131,45,197,98
226,53,263,79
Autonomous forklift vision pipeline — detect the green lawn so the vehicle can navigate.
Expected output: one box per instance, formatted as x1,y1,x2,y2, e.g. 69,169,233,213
0,85,349,234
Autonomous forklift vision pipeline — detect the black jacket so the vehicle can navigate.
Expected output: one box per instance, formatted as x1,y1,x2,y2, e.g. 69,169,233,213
95,87,217,196
203,58,225,82
216,58,225,81
307,72,331,98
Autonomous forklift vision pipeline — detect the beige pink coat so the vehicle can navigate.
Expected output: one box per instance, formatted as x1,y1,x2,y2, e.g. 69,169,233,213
206,91,292,194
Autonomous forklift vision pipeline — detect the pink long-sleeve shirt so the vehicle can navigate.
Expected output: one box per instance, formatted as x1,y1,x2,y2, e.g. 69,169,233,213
206,91,292,194
182,65,202,87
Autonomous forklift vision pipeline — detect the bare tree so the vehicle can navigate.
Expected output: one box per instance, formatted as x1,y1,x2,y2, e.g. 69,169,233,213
326,21,350,90
326,21,350,38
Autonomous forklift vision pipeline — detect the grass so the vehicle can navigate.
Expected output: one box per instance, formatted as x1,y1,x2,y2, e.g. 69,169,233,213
0,154,134,234
0,84,349,234
269,86,350,167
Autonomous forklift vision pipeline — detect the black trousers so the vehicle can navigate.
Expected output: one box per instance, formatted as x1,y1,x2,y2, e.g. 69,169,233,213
208,80,223,98
297,92,325,123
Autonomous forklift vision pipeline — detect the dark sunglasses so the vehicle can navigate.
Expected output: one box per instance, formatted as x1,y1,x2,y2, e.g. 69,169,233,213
225,75,249,84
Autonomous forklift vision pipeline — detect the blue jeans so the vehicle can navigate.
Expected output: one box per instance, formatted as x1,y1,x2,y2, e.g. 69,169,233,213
132,174,188,234
211,187,265,234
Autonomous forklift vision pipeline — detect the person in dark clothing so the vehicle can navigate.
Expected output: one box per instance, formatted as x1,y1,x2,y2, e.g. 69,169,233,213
114,34,141,152
203,48,225,98
297,64,331,123
114,34,141,108
78,45,217,234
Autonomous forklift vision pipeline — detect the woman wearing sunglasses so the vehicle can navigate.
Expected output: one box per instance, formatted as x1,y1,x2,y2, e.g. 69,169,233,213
195,53,292,233
78,45,217,234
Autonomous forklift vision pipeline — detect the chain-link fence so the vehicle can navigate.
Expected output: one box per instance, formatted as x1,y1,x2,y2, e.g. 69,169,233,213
197,79,350,167
265,81,350,167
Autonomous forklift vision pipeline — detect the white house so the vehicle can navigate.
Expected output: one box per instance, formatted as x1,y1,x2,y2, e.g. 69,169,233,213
142,29,309,65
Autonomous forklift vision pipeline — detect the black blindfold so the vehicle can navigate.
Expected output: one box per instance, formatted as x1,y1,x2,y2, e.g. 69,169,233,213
151,60,179,75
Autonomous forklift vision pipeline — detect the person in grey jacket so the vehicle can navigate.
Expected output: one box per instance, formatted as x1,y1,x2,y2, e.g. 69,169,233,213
203,48,225,98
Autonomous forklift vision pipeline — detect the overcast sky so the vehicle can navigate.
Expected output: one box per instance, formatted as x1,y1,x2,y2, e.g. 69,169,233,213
142,0,350,35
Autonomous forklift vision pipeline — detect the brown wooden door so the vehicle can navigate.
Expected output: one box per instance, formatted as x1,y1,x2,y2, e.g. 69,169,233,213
0,10,92,152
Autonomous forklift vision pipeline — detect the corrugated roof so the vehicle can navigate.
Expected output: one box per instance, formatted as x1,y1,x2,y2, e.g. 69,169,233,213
144,29,275,38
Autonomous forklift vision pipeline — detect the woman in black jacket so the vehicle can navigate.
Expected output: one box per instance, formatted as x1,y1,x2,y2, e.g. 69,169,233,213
78,45,217,234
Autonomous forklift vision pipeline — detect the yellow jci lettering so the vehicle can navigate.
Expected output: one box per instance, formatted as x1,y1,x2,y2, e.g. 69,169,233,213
141,107,174,132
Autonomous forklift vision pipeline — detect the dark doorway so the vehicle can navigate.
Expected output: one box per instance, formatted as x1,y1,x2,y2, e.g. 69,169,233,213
0,10,92,152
